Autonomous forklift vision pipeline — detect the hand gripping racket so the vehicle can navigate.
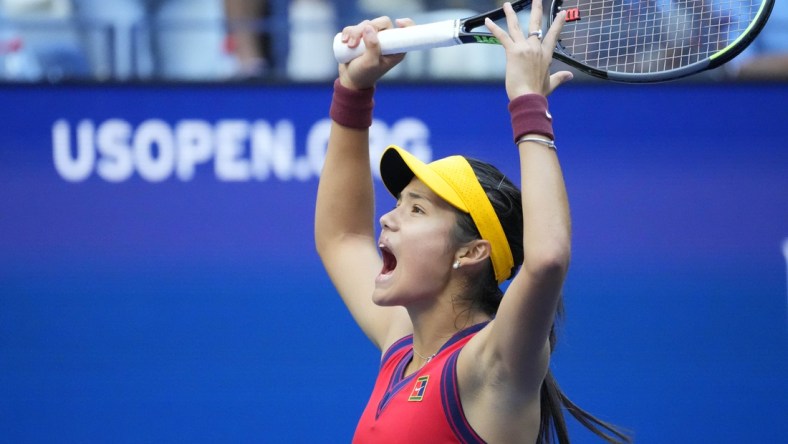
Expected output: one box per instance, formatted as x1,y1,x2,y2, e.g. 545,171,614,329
333,0,775,83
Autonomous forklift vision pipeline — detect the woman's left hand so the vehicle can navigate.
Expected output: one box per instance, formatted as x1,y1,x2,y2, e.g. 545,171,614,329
485,0,573,99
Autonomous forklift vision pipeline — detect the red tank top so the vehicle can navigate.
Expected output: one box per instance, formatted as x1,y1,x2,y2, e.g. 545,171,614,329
352,322,489,444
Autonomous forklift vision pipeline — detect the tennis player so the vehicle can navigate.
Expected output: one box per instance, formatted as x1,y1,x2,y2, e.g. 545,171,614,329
315,2,630,442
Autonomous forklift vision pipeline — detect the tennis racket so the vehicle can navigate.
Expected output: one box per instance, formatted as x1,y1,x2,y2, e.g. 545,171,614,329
333,0,775,83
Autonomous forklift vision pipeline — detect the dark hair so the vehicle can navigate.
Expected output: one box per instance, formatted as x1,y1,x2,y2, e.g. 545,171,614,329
450,158,632,444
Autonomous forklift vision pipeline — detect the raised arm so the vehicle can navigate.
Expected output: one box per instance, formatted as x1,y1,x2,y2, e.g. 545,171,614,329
314,18,411,349
475,1,574,393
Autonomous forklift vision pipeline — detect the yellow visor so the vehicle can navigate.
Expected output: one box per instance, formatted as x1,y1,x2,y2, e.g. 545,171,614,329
379,145,514,284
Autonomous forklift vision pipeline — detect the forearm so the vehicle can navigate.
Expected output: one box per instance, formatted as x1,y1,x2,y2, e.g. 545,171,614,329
473,0,574,394
511,94,571,276
315,126,375,248
315,14,412,252
314,81,377,252
486,96,570,381
518,141,571,276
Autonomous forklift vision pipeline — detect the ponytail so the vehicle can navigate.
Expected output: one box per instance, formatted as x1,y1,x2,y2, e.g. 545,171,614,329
538,298,632,443
539,371,633,444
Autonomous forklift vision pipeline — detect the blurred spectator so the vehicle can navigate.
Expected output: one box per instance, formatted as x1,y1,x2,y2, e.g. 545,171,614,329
223,0,271,79
0,0,89,81
355,0,425,17
355,1,501,18
422,1,501,12
70,0,229,80
287,0,337,80
731,0,788,80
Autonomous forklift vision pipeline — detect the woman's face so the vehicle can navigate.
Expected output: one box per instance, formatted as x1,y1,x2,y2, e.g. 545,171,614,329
373,177,460,307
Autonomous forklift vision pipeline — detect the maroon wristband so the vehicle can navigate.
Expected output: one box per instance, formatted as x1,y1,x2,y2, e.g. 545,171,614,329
508,94,554,142
329,78,375,129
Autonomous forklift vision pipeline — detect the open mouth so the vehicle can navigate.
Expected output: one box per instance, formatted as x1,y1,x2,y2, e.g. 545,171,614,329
379,244,397,276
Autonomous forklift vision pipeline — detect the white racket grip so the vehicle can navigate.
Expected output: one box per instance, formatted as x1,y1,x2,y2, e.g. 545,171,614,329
333,20,461,64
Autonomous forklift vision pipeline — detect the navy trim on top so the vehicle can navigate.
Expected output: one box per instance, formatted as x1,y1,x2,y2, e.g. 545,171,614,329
438,321,488,355
380,335,414,368
441,349,486,444
375,335,415,420
374,322,491,422
375,355,417,419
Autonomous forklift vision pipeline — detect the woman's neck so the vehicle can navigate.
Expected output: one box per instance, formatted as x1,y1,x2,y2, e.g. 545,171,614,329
405,300,490,374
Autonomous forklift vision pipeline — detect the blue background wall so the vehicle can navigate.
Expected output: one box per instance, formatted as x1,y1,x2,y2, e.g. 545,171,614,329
1,82,786,443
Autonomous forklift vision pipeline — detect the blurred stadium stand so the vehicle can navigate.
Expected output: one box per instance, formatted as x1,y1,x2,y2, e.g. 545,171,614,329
0,0,785,82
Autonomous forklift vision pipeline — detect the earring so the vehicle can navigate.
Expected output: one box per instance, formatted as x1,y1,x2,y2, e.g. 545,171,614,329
452,260,461,270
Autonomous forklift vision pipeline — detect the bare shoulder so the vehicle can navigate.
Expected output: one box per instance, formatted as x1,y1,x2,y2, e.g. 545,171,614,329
455,322,544,443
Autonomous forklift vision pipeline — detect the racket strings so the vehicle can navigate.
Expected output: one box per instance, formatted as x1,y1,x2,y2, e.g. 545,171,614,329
558,0,762,73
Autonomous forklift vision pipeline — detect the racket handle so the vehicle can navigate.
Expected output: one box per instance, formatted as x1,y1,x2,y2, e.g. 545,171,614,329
333,20,460,64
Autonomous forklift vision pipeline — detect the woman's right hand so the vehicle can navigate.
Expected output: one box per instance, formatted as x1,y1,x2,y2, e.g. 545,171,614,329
338,17,414,90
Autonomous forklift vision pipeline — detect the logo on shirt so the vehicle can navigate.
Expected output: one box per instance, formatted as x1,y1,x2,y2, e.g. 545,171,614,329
408,375,430,402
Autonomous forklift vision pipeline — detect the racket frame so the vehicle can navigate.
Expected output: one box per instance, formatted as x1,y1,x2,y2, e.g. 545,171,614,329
548,0,776,82
333,0,775,83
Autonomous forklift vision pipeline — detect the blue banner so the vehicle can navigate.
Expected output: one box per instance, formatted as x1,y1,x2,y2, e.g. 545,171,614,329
1,82,786,443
